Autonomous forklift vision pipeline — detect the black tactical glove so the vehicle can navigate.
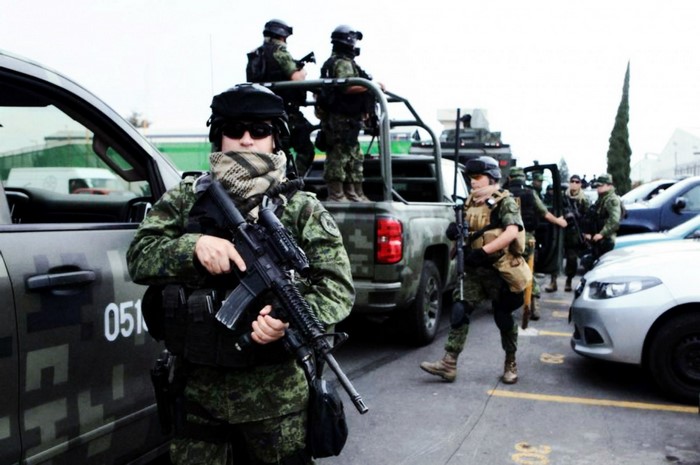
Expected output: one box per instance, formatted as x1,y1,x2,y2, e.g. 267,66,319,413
464,248,489,268
446,222,459,241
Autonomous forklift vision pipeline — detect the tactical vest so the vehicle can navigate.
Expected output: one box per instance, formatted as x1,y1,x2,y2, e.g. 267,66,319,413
507,181,539,232
318,55,375,117
160,176,296,368
249,42,305,108
466,189,525,256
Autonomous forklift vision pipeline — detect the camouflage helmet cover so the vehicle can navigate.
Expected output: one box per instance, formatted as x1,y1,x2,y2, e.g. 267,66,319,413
263,19,293,38
465,156,502,180
509,167,526,179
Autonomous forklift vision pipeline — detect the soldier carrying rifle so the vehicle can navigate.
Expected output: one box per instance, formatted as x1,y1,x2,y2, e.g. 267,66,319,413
558,174,589,291
580,173,622,270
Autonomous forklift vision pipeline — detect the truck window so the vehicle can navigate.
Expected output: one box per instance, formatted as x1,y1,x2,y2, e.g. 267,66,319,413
0,81,150,224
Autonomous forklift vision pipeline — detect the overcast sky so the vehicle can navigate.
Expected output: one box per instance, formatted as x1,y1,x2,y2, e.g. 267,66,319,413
2,0,699,179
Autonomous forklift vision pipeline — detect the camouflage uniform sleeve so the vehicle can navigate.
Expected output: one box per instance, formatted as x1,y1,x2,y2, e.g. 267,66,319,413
272,43,298,78
334,57,357,79
281,191,354,326
600,193,621,238
126,180,203,285
533,192,549,217
499,195,525,230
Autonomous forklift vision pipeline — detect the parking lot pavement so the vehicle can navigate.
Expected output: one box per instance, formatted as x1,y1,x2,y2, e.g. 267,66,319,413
325,273,700,465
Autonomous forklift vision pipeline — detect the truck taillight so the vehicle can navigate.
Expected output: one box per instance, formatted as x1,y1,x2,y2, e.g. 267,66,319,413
376,217,403,264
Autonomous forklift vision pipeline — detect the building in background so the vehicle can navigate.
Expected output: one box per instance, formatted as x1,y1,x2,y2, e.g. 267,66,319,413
632,128,700,183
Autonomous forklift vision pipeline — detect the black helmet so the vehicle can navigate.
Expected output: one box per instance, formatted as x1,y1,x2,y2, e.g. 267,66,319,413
207,83,289,149
331,25,363,47
263,19,293,38
465,156,501,180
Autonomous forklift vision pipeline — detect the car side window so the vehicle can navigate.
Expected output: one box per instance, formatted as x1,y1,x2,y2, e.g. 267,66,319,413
0,79,151,224
683,185,700,210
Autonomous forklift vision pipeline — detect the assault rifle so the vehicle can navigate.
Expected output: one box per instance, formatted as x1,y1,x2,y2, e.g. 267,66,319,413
207,180,368,414
295,51,316,69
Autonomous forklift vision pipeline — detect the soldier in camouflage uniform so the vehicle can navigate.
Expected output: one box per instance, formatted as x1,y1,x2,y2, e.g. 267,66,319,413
505,167,567,318
582,173,621,263
316,25,384,202
559,174,589,291
247,19,316,178
126,84,354,465
421,156,526,385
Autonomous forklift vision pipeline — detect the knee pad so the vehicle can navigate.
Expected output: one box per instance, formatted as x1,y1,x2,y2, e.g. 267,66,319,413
450,300,475,328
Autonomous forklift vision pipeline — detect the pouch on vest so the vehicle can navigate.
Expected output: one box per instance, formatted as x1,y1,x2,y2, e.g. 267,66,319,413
163,285,188,354
492,253,532,293
183,289,221,366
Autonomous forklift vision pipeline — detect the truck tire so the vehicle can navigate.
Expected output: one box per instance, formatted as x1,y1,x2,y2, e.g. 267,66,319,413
404,260,442,346
647,313,700,404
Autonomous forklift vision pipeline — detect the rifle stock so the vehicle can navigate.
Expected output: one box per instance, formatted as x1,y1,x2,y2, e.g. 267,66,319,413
521,238,536,329
207,181,368,414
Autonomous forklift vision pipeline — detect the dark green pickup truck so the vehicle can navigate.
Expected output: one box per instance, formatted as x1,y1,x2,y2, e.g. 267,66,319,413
271,80,469,345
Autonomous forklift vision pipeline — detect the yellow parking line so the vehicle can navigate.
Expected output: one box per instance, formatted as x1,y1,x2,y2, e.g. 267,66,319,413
488,389,697,414
538,330,571,337
541,299,572,305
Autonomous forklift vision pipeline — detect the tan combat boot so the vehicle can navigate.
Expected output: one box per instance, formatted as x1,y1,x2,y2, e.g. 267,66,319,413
420,352,458,382
502,352,518,384
544,275,557,293
343,183,361,202
327,182,347,201
565,277,573,292
353,182,370,202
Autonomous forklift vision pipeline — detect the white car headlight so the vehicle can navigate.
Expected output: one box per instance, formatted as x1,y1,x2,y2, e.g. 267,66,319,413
588,277,662,299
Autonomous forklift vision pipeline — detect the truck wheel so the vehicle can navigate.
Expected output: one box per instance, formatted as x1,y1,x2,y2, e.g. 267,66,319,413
404,260,442,346
648,313,700,404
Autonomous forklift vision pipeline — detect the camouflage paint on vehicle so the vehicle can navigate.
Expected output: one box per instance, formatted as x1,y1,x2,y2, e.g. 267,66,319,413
1,229,167,464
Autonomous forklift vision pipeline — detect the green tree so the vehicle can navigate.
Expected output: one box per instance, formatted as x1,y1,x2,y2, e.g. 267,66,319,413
558,157,570,183
606,61,632,195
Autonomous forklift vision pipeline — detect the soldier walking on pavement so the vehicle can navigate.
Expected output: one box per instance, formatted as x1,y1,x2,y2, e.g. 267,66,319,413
315,25,384,202
582,173,621,264
246,19,316,177
505,167,567,316
558,174,589,291
127,84,354,465
421,156,528,385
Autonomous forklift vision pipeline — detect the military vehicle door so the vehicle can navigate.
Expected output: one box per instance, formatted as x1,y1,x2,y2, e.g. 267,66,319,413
524,164,563,273
0,240,20,465
0,59,170,462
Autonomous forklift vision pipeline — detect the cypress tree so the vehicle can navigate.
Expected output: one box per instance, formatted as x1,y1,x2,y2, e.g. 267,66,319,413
606,62,632,195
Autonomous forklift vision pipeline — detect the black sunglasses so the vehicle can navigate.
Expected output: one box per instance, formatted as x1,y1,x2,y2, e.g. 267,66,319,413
222,122,275,140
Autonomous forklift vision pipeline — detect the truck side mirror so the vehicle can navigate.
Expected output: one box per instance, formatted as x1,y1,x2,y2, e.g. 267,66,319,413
672,196,687,213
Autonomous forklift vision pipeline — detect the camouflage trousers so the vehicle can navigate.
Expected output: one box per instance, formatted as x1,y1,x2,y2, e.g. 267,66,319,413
320,113,363,183
170,410,310,465
447,266,521,355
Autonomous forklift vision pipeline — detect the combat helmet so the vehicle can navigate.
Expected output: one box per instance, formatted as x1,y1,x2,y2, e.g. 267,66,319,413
263,19,293,39
331,25,363,55
207,83,289,151
465,156,502,180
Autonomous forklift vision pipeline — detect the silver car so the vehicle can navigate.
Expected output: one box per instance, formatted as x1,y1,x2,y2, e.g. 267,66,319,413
570,240,700,404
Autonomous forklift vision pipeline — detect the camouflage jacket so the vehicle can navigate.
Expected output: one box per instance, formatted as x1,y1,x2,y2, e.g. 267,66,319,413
590,188,621,239
126,176,354,422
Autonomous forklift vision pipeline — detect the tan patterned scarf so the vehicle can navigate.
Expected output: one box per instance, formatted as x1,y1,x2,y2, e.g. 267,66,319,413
470,184,500,205
209,150,287,220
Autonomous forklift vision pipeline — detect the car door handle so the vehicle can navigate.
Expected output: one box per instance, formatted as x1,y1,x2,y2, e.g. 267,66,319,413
26,270,97,291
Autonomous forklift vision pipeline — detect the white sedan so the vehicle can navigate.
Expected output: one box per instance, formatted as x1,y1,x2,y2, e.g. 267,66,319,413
570,240,700,403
